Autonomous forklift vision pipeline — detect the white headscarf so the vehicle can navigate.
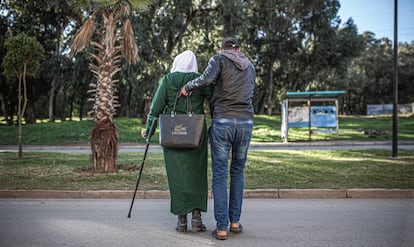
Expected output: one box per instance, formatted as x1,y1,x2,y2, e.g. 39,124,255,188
170,50,198,73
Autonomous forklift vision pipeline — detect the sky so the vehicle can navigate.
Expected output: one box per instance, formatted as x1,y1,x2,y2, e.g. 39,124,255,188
337,0,414,43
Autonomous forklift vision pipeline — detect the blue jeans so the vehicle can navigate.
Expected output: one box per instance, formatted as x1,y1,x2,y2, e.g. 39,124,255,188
210,118,253,230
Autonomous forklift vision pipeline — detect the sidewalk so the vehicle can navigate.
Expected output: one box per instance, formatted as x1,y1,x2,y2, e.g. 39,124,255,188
1,140,414,153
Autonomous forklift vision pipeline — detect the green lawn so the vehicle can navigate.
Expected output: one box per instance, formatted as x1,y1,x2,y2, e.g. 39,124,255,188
1,114,413,191
0,149,413,190
0,114,413,145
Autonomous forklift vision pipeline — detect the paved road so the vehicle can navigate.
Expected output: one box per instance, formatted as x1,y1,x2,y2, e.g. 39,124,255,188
0,198,413,247
1,140,414,153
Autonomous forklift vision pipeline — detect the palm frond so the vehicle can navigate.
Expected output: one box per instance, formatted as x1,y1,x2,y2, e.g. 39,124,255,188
120,19,139,64
89,53,104,65
94,0,117,4
79,0,154,9
127,0,155,11
69,0,90,12
69,17,95,57
90,41,105,50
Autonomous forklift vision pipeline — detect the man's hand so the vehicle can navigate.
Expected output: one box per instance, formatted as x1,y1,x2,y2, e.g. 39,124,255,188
178,86,189,97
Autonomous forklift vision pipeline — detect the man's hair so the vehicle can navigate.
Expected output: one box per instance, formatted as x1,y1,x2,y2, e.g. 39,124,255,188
221,37,240,50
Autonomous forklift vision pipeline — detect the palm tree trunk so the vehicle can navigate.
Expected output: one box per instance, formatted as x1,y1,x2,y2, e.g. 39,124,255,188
90,119,119,173
89,12,120,173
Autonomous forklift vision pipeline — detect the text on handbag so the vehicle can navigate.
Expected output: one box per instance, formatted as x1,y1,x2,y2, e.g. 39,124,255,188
172,124,187,135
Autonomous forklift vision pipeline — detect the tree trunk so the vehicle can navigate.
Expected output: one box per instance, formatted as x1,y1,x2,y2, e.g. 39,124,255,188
79,96,84,121
60,88,67,121
126,79,132,118
0,93,10,125
258,60,275,115
48,77,56,122
17,64,28,159
17,75,23,159
222,1,234,36
265,68,274,116
68,93,74,121
89,119,119,173
87,12,121,173
50,23,61,122
257,89,265,115
24,105,36,124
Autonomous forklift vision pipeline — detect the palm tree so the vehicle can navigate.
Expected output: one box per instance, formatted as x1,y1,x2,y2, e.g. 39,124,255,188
69,0,153,173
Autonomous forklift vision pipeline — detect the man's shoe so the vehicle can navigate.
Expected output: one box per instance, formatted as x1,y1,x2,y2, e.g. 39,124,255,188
212,229,227,240
230,223,243,233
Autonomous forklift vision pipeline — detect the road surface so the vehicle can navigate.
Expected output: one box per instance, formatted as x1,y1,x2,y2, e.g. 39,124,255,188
0,198,413,247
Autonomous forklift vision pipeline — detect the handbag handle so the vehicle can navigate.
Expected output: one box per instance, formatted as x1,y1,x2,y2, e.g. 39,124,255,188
171,91,194,117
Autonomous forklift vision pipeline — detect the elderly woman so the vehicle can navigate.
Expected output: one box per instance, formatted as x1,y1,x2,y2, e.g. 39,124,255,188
141,50,210,233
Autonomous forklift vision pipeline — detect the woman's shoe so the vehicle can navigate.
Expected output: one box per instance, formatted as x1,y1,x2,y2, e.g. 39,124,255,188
176,214,187,233
230,223,243,233
212,229,227,240
191,209,207,232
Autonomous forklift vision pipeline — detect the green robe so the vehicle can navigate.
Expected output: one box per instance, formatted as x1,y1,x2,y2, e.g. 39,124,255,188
145,72,210,215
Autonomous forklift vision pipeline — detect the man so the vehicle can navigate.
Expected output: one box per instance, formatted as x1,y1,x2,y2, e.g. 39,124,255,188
179,37,255,240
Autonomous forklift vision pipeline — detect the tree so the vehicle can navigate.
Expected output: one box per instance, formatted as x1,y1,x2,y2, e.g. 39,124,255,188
68,0,153,173
0,7,10,125
2,34,45,158
1,0,412,122
244,0,296,115
125,0,220,121
3,0,75,123
398,43,414,104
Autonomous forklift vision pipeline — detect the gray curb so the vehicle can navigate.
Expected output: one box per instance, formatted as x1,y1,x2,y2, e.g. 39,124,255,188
1,189,413,199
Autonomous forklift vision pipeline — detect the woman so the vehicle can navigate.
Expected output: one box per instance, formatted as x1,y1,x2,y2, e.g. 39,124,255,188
141,50,210,233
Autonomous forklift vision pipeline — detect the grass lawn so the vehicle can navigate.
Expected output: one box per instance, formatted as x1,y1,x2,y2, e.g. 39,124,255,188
0,115,413,145
0,149,413,190
0,114,413,191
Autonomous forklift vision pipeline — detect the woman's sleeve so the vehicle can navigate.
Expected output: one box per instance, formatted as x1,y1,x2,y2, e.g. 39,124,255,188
144,77,168,140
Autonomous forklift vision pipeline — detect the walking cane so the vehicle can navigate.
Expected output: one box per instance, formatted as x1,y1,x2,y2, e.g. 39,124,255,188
127,121,156,218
